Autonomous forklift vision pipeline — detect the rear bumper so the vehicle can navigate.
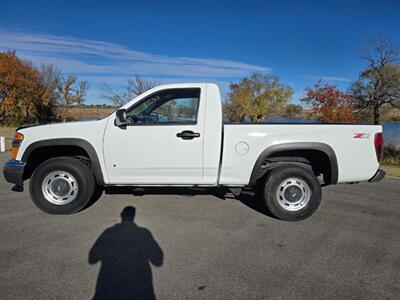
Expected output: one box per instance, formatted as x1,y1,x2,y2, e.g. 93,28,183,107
369,169,385,182
3,160,25,186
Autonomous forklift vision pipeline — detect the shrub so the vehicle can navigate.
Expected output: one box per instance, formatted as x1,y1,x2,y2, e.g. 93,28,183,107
383,140,400,166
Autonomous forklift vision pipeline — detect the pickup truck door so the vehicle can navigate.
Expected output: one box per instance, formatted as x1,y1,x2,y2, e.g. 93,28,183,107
103,87,205,184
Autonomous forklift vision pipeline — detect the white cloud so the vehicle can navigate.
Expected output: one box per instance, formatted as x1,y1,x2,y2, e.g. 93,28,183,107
0,29,271,81
0,29,273,103
303,75,351,82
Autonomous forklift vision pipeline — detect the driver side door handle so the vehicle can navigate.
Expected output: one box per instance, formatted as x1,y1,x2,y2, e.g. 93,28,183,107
176,130,200,140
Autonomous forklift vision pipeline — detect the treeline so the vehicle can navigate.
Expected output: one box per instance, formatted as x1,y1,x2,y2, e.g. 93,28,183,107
0,51,162,125
70,104,115,109
223,37,400,125
1,37,399,126
0,51,88,125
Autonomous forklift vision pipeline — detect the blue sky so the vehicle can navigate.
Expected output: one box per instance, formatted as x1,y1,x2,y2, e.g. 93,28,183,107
1,0,399,104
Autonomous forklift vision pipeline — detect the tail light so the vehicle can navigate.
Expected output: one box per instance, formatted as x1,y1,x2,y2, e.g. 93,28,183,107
11,132,24,160
374,132,383,163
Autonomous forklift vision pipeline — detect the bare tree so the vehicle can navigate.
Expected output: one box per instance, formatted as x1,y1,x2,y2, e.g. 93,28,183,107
361,37,399,68
349,37,400,124
39,64,60,102
102,75,161,107
56,75,88,122
35,64,61,122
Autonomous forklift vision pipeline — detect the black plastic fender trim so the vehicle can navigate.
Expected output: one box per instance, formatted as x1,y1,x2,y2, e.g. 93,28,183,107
248,142,338,186
21,138,105,185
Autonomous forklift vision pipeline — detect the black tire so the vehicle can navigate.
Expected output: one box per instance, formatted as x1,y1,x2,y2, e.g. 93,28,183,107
83,184,104,210
29,157,95,214
263,165,321,221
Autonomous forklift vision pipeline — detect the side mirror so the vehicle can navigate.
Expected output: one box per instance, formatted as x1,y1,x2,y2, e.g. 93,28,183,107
115,109,127,127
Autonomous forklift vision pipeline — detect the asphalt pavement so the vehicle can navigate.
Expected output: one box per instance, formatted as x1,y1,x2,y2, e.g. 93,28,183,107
0,152,399,299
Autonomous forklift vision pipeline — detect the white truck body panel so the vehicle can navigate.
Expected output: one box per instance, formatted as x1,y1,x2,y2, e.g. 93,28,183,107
16,119,109,179
16,83,382,187
219,124,380,185
103,83,222,185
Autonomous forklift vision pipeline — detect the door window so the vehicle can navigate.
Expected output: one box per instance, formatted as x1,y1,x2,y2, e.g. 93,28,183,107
126,88,200,125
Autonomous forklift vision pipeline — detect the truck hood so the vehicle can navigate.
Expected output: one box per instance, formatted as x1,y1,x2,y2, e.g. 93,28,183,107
18,118,110,144
16,123,41,131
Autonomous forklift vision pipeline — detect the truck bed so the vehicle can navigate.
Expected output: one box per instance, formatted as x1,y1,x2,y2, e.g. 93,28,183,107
219,123,382,185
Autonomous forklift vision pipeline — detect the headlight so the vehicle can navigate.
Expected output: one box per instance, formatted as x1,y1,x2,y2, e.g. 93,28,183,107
11,132,24,160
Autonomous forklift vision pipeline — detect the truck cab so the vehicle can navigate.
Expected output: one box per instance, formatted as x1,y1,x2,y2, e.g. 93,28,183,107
104,83,223,185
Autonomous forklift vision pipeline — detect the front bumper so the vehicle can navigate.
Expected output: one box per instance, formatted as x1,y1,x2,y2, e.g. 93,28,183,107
3,160,25,186
369,169,385,182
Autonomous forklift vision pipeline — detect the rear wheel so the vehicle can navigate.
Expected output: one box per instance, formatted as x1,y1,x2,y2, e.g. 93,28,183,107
29,157,95,214
263,165,321,221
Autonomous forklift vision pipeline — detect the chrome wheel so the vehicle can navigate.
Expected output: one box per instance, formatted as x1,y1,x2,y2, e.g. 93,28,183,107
41,171,79,205
276,177,311,211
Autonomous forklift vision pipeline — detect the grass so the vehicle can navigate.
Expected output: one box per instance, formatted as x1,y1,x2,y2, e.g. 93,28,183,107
381,164,400,179
64,107,114,121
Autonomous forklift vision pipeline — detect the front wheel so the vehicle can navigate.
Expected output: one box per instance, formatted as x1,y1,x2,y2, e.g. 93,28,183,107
29,157,95,214
263,165,322,221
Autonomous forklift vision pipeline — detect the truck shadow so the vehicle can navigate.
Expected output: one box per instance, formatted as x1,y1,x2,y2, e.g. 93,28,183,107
105,186,227,200
102,186,274,218
236,191,274,218
88,206,163,300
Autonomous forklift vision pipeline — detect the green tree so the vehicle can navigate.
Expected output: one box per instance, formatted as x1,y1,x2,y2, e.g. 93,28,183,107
348,37,400,124
223,73,293,122
285,104,303,117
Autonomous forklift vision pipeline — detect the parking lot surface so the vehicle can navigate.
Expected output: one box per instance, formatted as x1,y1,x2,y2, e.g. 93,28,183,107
0,153,399,299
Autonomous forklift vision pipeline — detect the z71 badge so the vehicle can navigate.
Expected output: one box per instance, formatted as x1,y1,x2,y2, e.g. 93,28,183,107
353,133,370,139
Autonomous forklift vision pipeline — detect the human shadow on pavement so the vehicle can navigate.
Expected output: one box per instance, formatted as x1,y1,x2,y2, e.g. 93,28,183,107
88,206,164,300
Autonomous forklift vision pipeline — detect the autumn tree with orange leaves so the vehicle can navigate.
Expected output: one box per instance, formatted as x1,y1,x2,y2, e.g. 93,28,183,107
301,81,358,123
0,51,56,125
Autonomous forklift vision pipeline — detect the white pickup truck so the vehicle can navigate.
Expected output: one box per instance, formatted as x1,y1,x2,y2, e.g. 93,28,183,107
3,83,385,220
